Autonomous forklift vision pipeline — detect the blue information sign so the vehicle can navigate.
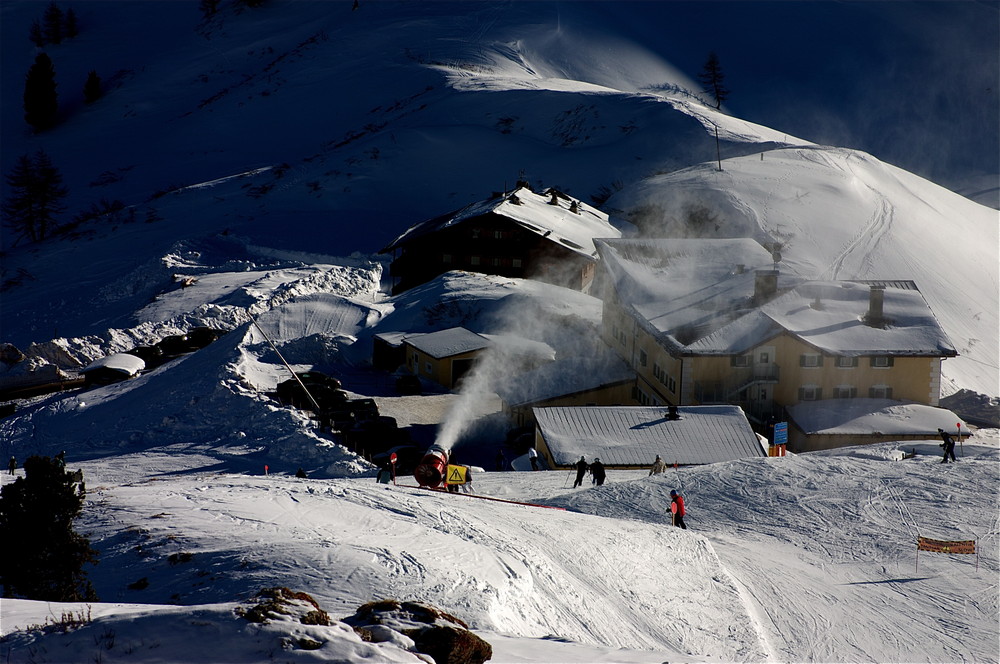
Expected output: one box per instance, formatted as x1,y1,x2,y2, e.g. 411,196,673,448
774,422,788,445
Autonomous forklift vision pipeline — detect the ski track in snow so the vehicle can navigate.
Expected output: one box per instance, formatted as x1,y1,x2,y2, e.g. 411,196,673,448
821,163,895,281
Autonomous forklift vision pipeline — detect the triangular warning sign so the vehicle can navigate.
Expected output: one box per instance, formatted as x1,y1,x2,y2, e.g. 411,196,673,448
446,465,466,484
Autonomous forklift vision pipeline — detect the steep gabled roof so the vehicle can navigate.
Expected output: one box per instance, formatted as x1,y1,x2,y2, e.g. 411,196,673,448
535,405,765,467
381,186,620,259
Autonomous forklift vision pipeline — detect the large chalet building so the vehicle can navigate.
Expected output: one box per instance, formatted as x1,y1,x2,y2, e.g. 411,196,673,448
594,238,958,433
380,185,621,295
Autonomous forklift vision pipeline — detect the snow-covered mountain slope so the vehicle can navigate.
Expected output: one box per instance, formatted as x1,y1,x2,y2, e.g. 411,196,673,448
2,1,995,403
610,147,999,398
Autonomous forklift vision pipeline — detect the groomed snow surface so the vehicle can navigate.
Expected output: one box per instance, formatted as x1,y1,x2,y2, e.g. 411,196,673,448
1,432,997,664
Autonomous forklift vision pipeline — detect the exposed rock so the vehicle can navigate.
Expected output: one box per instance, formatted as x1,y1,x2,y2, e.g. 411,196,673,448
343,599,492,664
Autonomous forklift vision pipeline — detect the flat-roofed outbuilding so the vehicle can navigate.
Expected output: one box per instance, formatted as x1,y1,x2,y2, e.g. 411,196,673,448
534,405,766,469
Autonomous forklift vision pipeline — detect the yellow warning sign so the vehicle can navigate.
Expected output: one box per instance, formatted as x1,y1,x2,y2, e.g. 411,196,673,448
446,465,467,485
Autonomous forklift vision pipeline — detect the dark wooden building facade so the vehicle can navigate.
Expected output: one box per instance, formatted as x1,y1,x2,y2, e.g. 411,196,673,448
380,186,619,295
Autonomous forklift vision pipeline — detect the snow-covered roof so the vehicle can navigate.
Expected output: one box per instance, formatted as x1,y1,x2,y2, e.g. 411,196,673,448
81,353,146,376
688,280,957,356
787,399,966,436
403,327,491,359
496,354,634,407
596,238,783,345
597,239,955,357
535,405,765,467
382,186,621,259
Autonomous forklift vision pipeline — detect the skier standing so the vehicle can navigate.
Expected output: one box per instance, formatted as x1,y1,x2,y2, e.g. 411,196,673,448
670,489,687,529
649,455,667,476
590,458,606,486
938,428,957,463
573,456,588,488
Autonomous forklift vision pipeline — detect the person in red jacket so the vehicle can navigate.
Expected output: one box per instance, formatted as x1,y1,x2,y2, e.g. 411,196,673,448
670,489,687,529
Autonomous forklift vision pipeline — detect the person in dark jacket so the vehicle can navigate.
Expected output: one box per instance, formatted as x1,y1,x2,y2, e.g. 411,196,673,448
670,489,687,529
938,428,957,463
573,456,588,488
590,459,606,486
7,456,15,475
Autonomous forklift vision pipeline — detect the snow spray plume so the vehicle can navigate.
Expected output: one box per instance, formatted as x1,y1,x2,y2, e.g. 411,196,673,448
433,294,608,455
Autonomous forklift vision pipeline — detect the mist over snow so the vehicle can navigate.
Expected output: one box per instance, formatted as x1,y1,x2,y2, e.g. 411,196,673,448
1,1,998,663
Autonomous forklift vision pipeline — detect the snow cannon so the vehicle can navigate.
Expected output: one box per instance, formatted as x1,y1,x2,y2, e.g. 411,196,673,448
414,444,449,488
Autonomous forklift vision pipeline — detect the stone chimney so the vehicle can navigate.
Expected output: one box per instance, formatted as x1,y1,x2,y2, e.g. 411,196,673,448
754,270,779,304
865,285,886,328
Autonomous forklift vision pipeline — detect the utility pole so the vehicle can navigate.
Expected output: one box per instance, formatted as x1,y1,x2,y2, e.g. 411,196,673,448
715,124,722,172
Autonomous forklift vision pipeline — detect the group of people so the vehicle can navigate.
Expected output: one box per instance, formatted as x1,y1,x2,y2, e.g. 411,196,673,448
572,456,606,487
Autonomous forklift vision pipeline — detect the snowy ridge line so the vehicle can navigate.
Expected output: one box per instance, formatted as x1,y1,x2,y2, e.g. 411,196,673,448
164,166,274,195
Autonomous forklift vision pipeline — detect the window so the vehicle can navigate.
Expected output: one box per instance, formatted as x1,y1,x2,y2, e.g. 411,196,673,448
470,256,481,266
442,253,452,264
798,385,823,401
512,258,522,268
666,375,676,392
619,330,626,346
731,354,752,367
870,356,894,368
491,257,502,267
800,354,823,368
653,363,662,380
834,385,857,398
869,385,894,399
836,356,859,368
424,362,432,374
471,228,481,239
638,349,648,367
758,352,769,364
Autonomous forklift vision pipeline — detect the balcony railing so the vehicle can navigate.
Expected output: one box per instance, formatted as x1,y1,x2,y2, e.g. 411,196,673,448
694,365,780,403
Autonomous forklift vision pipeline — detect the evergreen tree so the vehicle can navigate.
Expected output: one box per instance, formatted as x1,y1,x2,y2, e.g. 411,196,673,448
42,2,64,45
64,7,79,38
23,52,58,131
29,19,46,47
2,150,68,244
0,455,98,601
83,70,102,103
698,51,730,110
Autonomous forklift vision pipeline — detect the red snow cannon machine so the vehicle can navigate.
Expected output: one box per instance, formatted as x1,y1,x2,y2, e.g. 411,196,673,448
414,444,449,488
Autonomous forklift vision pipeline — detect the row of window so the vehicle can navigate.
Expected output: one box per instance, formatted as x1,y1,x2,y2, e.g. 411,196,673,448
652,362,677,393
730,354,895,368
443,254,523,268
469,228,519,240
799,385,893,400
